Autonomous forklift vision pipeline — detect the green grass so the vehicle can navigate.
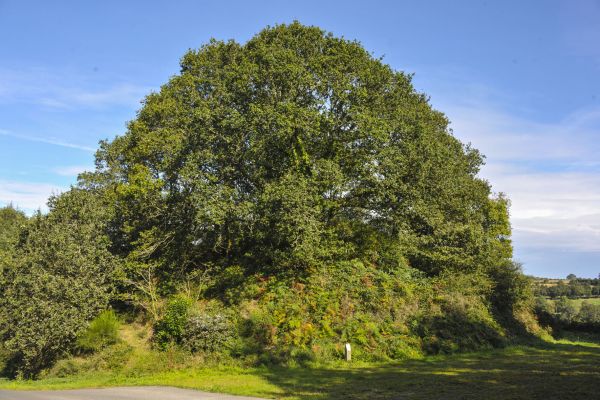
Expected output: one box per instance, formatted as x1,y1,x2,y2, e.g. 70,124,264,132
1,338,599,399
548,297,600,311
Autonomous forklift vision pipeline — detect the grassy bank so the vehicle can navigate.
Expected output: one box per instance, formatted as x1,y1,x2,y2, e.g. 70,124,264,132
1,337,599,400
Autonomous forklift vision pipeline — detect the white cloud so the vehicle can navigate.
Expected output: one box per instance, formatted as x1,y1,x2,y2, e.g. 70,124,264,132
0,67,151,110
0,180,67,213
53,165,92,177
437,97,600,256
487,169,600,252
35,83,150,110
444,103,600,163
0,129,96,152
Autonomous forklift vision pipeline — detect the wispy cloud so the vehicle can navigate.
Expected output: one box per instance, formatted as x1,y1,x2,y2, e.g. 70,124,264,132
0,180,67,213
0,67,152,110
0,129,96,152
53,165,93,176
445,103,600,163
36,83,151,110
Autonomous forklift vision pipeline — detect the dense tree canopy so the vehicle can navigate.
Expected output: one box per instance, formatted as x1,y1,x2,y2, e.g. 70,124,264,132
84,22,511,289
0,205,27,273
1,23,530,376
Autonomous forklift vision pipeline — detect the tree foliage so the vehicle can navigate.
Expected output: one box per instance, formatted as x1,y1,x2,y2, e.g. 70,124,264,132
0,205,27,275
0,23,535,375
0,190,117,377
83,22,512,291
533,277,600,298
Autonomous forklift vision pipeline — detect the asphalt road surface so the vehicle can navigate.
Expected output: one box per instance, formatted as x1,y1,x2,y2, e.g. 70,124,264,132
0,386,268,400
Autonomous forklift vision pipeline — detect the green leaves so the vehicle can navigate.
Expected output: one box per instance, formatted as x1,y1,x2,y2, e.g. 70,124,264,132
76,310,120,353
153,295,192,350
81,22,510,283
0,190,117,377
0,23,536,373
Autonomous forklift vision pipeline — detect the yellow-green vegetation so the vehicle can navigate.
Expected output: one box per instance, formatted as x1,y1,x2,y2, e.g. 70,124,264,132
549,297,600,311
1,333,598,400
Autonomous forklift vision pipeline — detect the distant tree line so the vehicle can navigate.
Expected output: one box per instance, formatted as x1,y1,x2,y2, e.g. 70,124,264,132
533,278,600,299
535,297,600,332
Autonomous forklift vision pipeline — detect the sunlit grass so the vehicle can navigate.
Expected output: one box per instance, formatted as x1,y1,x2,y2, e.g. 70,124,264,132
1,337,599,399
548,297,600,311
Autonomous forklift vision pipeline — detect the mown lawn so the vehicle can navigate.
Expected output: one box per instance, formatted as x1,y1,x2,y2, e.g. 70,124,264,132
1,339,599,399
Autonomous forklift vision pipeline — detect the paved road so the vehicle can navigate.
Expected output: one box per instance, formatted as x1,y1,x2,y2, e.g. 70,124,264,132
0,386,267,400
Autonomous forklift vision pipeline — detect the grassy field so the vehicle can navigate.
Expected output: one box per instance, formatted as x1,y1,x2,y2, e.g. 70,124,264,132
548,297,600,311
1,337,599,400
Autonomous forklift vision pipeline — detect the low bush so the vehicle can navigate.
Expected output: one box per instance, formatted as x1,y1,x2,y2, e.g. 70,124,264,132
0,344,9,375
153,296,192,349
182,313,233,353
488,261,535,326
46,341,134,378
77,310,120,353
418,297,505,354
576,301,600,328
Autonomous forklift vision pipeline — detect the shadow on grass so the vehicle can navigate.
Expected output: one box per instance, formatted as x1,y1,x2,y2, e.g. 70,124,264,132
259,340,600,400
552,330,600,345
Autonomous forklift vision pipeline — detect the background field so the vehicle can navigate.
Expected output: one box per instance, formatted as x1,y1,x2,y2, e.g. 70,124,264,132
548,297,600,311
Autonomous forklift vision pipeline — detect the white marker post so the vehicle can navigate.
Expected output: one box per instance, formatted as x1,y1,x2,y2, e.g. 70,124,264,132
344,343,351,361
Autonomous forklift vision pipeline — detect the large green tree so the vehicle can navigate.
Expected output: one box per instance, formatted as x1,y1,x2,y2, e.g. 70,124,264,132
0,205,27,272
83,22,511,292
0,190,117,377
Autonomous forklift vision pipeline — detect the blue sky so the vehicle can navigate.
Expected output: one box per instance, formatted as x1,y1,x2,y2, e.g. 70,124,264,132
1,0,599,278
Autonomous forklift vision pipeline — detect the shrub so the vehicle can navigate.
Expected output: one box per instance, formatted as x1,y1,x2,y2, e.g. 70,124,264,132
236,261,431,362
153,296,192,349
577,302,600,326
46,359,80,378
0,190,117,377
46,341,133,378
488,261,534,320
231,262,517,362
182,314,233,353
533,297,556,328
0,343,9,375
555,297,577,324
418,295,505,354
84,341,134,372
77,310,120,353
